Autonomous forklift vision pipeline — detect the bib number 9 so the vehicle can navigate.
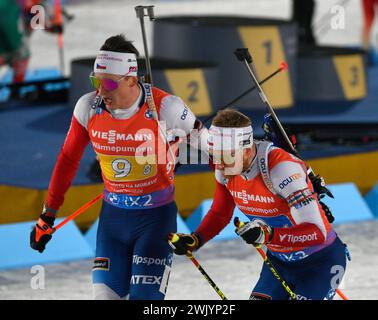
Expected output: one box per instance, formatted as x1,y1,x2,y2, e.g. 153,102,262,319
112,159,131,178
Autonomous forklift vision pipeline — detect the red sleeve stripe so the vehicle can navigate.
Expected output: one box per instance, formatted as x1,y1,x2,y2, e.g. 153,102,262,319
287,188,315,209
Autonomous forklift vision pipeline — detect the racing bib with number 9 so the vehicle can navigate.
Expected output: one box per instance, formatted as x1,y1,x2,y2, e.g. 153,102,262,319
97,153,157,182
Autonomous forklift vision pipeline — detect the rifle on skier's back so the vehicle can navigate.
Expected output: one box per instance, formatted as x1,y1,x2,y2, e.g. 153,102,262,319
234,48,335,223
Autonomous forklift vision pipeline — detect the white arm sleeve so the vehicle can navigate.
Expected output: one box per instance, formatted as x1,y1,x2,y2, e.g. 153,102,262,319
270,161,327,237
215,169,228,185
160,95,195,136
73,92,97,130
160,95,209,152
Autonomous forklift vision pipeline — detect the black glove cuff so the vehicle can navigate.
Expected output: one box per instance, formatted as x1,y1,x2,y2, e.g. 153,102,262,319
40,213,55,227
41,204,57,225
191,232,203,249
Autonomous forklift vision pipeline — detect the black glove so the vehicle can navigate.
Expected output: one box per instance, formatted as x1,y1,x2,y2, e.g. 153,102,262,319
30,206,56,253
234,217,273,247
168,233,201,255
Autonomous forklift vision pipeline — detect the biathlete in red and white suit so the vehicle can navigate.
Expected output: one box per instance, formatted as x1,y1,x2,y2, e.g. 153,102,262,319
29,35,208,300
170,109,349,300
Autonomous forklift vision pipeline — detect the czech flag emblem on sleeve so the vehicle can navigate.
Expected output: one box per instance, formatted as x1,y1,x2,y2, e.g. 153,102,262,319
96,63,107,70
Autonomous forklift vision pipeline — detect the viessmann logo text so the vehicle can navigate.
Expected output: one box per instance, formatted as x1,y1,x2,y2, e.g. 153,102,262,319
230,189,275,205
91,129,153,144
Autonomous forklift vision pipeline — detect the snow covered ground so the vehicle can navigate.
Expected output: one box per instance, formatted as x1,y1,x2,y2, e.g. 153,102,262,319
1,220,377,300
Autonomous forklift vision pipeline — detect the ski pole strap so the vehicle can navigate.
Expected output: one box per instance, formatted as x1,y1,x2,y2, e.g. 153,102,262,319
35,218,54,242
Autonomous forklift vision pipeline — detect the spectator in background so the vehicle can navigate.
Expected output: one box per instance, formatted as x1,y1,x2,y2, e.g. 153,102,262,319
0,0,29,84
292,0,316,46
0,0,61,87
362,0,378,65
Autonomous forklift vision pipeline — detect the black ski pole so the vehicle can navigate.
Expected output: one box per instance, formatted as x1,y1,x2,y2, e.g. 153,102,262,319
173,63,287,172
234,218,297,300
202,62,288,125
234,218,348,300
234,48,334,202
169,234,228,300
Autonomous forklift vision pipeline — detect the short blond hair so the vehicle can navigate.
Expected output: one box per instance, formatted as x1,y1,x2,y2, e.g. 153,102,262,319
212,108,251,128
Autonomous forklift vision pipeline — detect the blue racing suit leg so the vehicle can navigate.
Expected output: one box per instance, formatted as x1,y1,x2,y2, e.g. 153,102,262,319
92,201,133,299
290,236,348,300
251,236,348,300
129,202,177,300
92,200,177,300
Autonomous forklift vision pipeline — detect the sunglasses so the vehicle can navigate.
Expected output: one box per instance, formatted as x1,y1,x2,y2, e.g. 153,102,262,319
89,73,128,92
